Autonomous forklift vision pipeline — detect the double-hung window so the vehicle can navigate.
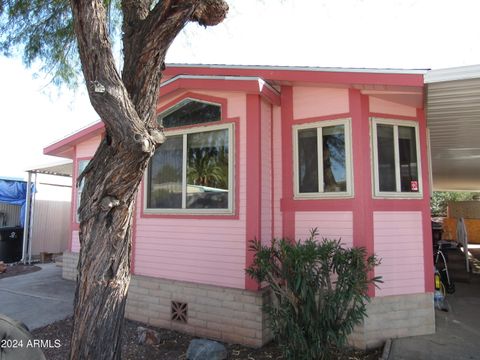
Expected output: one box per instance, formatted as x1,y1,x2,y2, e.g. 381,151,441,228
372,118,422,197
293,118,353,198
145,99,233,214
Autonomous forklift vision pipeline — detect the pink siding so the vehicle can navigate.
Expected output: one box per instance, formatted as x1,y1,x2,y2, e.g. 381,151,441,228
76,135,101,158
260,100,272,245
374,211,425,297
134,93,247,289
293,86,349,120
134,207,247,288
295,211,353,248
71,230,80,253
195,90,247,120
369,97,417,117
272,107,283,239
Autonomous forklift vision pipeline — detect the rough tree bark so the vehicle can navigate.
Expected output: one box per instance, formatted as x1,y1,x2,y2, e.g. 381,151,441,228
68,1,228,359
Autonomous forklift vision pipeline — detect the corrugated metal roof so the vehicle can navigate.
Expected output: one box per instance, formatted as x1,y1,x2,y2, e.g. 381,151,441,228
427,69,480,190
27,160,73,177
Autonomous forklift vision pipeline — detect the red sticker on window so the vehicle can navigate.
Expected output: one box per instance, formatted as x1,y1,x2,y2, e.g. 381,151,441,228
411,181,418,191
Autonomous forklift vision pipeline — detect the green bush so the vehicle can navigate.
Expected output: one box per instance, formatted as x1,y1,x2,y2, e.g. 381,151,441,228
246,229,381,360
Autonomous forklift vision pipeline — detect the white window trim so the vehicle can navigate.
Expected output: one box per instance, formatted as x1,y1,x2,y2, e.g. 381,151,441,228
371,117,423,199
144,122,234,215
293,118,353,199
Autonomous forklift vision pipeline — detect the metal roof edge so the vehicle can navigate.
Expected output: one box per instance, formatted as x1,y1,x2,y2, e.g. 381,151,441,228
425,64,480,83
166,63,429,75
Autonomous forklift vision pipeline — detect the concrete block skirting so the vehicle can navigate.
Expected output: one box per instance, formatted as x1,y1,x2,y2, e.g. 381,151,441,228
62,252,434,349
349,293,435,349
61,252,271,347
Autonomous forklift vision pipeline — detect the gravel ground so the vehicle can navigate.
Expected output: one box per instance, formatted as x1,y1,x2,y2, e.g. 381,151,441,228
32,317,382,360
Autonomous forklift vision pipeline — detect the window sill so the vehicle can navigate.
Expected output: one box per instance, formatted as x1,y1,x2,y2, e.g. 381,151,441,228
372,192,423,199
293,193,354,200
141,208,237,219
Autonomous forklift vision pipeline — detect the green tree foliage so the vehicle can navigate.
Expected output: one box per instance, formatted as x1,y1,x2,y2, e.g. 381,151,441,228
0,0,119,88
246,229,381,360
431,191,477,217
1,0,77,87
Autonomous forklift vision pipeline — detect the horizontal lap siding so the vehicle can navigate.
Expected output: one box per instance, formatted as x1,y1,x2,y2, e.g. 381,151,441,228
374,211,425,297
134,209,246,289
295,211,353,248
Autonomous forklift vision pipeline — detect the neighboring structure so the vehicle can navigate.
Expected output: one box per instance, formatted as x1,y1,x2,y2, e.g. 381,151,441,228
0,170,71,263
45,64,434,349
25,163,73,259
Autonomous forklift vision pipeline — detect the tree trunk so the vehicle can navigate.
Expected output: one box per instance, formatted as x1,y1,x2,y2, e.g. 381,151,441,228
69,140,150,360
67,1,228,359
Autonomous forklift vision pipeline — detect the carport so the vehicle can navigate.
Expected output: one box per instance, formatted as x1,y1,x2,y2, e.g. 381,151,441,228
386,65,480,360
426,65,480,191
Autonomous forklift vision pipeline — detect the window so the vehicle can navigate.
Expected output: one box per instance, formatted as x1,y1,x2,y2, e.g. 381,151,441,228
372,118,422,197
293,119,352,198
146,99,232,214
76,159,89,222
158,98,221,128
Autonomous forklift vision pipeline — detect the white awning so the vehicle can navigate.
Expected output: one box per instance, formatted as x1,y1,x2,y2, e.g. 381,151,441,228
426,66,480,191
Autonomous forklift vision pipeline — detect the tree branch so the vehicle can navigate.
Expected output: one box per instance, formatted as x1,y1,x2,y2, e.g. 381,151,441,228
70,0,150,152
121,0,228,126
191,0,229,26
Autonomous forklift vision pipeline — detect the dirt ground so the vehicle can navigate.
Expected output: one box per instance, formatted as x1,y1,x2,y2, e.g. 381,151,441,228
1,263,381,359
32,317,382,360
0,263,41,279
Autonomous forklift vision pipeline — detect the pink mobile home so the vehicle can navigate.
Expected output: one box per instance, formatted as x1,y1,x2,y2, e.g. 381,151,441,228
45,64,434,348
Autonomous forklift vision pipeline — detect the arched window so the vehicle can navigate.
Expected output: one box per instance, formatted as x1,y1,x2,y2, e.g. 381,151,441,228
158,98,221,128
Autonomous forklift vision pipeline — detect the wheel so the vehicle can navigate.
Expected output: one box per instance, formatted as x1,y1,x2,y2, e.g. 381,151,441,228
446,282,456,294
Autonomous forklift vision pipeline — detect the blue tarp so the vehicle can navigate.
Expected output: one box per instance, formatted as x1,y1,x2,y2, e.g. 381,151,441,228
0,179,28,226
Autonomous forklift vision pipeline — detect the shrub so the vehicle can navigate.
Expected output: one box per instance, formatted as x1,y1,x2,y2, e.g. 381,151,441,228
246,229,381,360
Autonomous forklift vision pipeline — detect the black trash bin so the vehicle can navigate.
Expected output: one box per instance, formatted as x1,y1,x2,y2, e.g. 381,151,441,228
0,226,24,263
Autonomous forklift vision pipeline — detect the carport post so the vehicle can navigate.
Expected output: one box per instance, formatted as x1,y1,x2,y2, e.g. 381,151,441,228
21,171,32,264
28,172,38,264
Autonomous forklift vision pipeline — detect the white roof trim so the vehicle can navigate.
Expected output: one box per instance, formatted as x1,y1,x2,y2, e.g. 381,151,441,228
167,63,428,75
161,74,280,95
425,64,480,83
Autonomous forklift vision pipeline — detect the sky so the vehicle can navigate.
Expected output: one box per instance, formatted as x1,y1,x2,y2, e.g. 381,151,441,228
1,0,480,179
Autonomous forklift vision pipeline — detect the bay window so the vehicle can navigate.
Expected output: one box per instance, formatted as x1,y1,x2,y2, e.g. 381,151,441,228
146,99,233,213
